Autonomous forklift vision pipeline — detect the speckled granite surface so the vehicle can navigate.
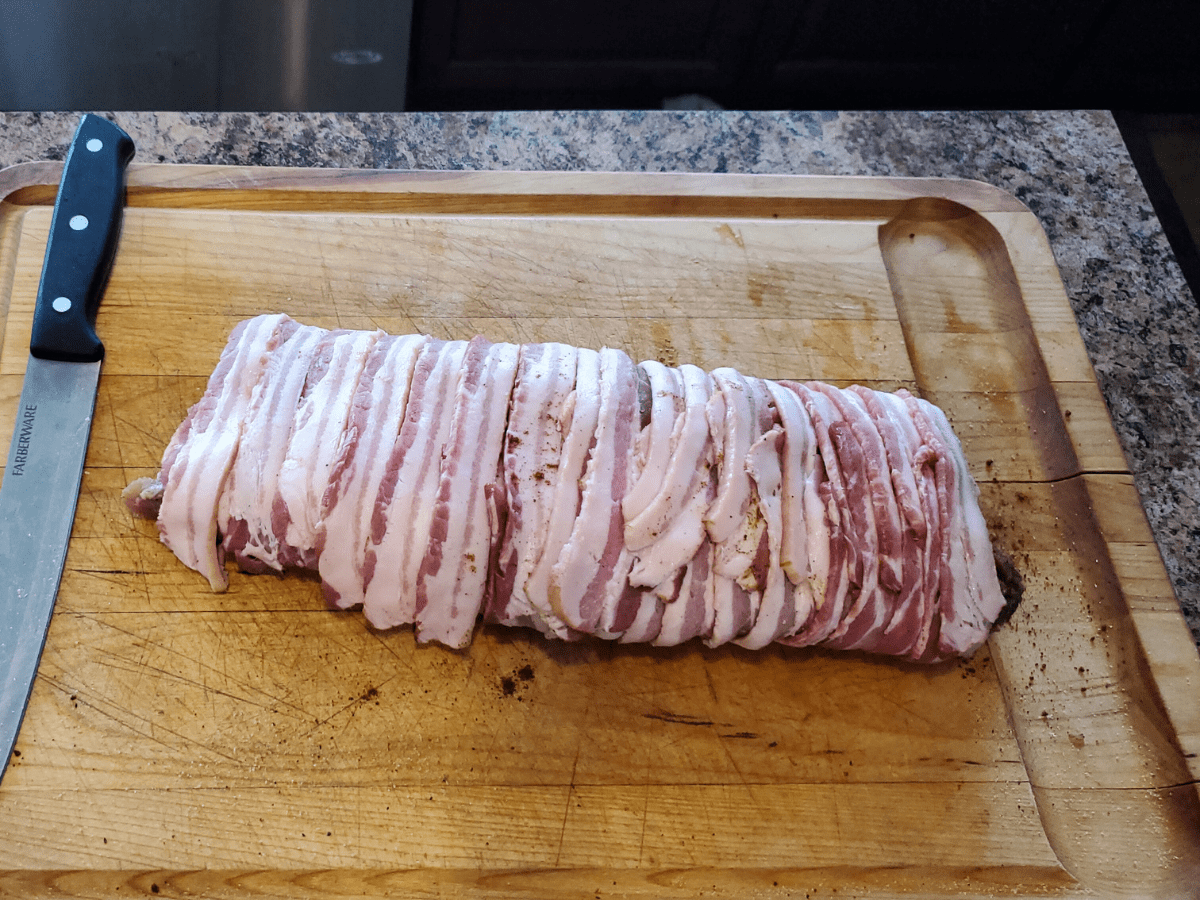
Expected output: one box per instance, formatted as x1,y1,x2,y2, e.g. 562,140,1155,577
2,110,1198,647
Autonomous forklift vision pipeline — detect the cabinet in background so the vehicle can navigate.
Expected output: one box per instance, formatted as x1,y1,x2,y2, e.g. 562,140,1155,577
405,0,1200,109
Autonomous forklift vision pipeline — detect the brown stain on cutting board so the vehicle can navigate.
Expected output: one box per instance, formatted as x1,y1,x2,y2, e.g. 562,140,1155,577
746,263,789,310
649,321,678,367
714,222,744,249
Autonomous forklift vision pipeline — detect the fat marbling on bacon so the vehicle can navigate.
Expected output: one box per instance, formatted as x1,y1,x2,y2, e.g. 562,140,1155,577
125,313,1015,661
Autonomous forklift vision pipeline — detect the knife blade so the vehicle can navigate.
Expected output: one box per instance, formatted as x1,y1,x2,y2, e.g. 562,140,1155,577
0,114,134,785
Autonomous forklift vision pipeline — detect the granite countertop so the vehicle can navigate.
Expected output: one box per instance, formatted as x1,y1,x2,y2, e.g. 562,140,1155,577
2,110,1197,649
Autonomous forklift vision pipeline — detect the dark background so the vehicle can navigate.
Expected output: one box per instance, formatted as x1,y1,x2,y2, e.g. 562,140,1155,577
2,0,1198,305
2,1,1197,114
405,0,1200,111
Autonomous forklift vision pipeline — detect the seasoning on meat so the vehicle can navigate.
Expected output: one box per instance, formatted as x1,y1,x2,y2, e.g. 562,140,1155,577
129,314,1016,662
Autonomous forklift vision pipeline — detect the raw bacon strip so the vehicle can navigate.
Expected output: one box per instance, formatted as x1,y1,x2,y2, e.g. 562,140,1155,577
625,365,715,583
705,368,755,546
416,338,520,648
491,343,579,638
764,381,817,634
735,425,795,649
780,383,853,648
595,548,642,639
852,387,925,540
361,339,469,630
480,481,509,622
516,348,601,637
624,362,705,547
901,392,956,659
618,587,666,644
778,380,834,627
854,387,931,659
622,360,685,536
549,347,640,632
222,322,325,575
707,575,754,648
156,314,297,591
816,385,918,653
317,333,428,609
706,371,764,635
886,389,943,661
707,378,778,649
911,395,1006,658
627,456,716,590
277,327,382,569
827,387,905,595
652,541,712,647
805,382,893,653
708,377,778,641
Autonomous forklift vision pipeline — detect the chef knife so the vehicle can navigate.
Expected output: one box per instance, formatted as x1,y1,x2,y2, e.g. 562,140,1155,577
0,114,134,785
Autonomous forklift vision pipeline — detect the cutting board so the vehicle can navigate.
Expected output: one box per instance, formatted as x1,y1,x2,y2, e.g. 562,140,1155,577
1,163,1197,899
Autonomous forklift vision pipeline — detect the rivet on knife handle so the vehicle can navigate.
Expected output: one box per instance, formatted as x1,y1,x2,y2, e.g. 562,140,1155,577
29,114,135,363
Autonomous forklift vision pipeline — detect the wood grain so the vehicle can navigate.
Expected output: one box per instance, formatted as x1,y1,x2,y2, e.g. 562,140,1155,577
1,164,1197,899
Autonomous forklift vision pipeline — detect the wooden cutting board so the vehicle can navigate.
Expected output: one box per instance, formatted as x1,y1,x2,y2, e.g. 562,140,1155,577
0,164,1197,899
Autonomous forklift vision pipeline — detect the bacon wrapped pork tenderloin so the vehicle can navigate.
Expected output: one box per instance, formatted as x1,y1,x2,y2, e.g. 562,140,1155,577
126,313,1015,662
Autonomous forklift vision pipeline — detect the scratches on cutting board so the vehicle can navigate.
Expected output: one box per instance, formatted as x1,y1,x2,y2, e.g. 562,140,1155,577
642,709,759,741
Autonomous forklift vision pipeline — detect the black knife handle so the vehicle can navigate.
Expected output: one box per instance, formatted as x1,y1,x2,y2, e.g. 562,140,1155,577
30,114,135,363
